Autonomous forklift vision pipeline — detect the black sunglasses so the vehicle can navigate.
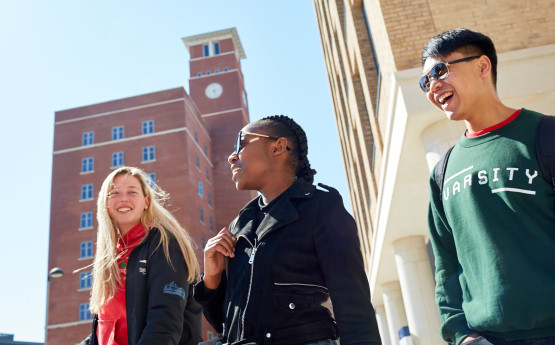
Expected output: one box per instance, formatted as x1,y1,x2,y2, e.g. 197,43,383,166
419,56,481,93
233,130,291,154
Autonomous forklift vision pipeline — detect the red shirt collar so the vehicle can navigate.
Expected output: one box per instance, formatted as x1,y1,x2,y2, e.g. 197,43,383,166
117,224,148,252
466,109,521,138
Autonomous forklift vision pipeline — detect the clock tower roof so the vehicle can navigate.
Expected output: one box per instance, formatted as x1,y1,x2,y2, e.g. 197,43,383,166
182,27,246,60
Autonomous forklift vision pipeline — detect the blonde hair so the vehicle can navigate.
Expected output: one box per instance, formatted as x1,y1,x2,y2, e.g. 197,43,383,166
89,166,199,313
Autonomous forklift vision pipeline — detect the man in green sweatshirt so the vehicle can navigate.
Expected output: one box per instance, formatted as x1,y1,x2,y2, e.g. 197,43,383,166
421,28,555,345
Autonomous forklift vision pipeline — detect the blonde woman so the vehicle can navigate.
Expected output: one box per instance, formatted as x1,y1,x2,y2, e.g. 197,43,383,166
80,167,202,345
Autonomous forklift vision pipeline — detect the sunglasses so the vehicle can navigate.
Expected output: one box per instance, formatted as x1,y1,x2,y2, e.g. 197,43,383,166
419,56,481,93
233,130,291,154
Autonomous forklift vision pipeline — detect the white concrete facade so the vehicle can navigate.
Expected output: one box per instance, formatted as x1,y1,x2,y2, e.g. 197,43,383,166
370,44,555,344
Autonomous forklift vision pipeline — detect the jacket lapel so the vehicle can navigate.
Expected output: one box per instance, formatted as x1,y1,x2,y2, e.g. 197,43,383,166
256,181,316,240
232,181,317,241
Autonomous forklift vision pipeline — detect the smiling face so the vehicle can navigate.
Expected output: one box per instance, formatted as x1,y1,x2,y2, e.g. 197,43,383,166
228,124,275,192
423,52,486,122
106,174,150,235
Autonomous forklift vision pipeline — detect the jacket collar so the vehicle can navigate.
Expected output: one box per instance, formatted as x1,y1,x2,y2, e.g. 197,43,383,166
234,180,316,241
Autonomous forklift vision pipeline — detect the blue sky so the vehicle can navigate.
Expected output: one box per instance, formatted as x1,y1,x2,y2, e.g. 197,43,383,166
0,1,350,342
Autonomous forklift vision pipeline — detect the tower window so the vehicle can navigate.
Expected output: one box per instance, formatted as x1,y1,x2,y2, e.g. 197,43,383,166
79,272,92,289
214,42,220,55
79,303,92,320
199,207,204,223
198,181,204,197
147,173,156,188
203,44,209,57
82,131,94,146
81,157,94,173
80,212,93,229
112,126,124,140
81,184,93,201
196,155,200,169
80,241,93,259
112,152,124,167
142,146,155,162
142,120,154,135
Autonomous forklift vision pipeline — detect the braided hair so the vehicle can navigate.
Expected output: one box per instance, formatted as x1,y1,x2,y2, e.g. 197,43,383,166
256,115,317,184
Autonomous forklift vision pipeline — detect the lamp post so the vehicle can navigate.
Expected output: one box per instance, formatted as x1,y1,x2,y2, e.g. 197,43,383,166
45,267,64,345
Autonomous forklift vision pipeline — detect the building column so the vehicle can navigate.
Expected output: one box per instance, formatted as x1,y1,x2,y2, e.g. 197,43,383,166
393,236,444,345
375,305,392,345
382,281,412,345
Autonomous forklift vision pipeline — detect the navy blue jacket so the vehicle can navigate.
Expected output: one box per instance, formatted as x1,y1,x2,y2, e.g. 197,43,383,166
81,228,202,345
194,181,381,345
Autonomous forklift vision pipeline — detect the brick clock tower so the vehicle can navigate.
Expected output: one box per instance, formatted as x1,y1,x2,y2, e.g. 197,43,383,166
183,28,255,232
46,28,255,344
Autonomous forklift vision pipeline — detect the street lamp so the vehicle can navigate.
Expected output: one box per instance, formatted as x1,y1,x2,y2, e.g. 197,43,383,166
45,267,64,344
48,267,64,279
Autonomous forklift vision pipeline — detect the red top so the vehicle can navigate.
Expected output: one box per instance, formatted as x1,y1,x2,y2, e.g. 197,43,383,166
97,224,148,345
466,109,521,137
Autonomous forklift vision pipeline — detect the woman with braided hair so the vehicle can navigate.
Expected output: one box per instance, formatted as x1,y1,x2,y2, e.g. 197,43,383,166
194,115,381,345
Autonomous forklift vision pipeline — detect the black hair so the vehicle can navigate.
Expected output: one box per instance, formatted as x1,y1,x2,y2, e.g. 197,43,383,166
256,115,317,184
421,28,498,86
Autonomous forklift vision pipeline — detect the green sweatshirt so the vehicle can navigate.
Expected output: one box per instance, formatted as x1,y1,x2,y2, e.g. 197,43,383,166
428,109,555,345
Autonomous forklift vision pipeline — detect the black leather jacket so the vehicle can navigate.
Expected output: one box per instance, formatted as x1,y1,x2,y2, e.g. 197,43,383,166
194,181,381,345
81,228,202,345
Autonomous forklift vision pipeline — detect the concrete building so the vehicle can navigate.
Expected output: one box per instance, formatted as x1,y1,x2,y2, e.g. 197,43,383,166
46,28,255,344
313,1,555,344
0,334,42,345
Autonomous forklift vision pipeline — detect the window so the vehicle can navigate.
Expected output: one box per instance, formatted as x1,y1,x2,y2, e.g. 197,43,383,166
80,212,93,229
79,271,92,289
214,42,220,55
206,168,210,181
201,235,206,249
194,131,198,143
112,152,124,167
203,44,209,57
142,120,154,135
82,131,94,146
203,145,207,155
199,207,204,223
112,126,124,140
195,155,200,169
79,303,92,321
207,192,212,206
142,146,155,162
209,217,214,233
206,71,211,75
198,181,203,197
81,184,93,201
197,72,201,77
81,157,93,173
147,173,156,188
214,69,220,74
223,67,228,72
80,241,93,259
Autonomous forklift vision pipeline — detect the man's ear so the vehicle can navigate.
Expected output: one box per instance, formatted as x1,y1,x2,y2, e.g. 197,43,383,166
478,55,492,79
272,137,289,156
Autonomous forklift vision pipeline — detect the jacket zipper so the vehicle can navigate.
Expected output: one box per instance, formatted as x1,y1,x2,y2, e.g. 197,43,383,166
238,236,258,340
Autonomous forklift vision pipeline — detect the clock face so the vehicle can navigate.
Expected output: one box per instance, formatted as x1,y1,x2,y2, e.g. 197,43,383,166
205,83,223,99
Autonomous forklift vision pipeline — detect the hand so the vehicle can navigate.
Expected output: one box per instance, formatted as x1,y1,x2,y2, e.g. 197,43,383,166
203,227,237,289
460,333,481,344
